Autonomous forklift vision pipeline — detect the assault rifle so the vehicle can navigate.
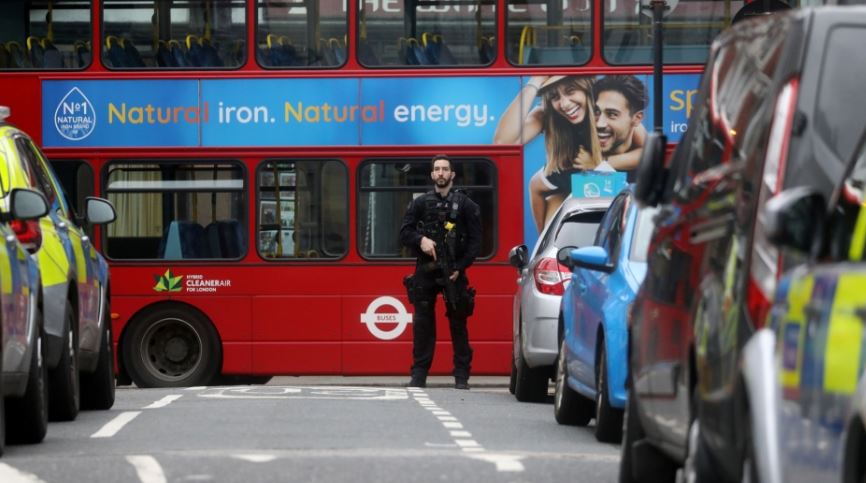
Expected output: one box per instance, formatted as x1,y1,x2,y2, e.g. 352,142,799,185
423,219,460,315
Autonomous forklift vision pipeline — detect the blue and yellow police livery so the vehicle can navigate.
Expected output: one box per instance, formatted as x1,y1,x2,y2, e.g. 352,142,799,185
0,184,51,454
0,107,116,422
742,134,866,483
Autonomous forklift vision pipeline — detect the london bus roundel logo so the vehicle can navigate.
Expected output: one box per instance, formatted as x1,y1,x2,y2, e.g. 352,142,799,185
54,87,96,141
360,296,413,341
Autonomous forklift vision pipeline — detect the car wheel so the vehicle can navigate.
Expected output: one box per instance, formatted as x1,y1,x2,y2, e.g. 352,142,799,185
619,385,677,483
594,344,624,443
619,388,645,483
6,327,48,444
553,339,593,426
509,354,517,395
48,304,80,421
81,309,115,410
123,305,221,388
513,329,548,402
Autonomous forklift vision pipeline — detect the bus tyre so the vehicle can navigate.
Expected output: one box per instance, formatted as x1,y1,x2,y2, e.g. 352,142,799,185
6,327,48,444
553,340,593,426
81,312,115,410
49,305,80,421
124,306,221,388
594,345,623,443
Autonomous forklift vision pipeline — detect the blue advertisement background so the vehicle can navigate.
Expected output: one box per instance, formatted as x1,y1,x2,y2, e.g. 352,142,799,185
202,78,359,146
360,77,519,145
42,80,200,147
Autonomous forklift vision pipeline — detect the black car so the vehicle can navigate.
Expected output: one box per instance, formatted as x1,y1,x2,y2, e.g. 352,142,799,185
622,7,866,483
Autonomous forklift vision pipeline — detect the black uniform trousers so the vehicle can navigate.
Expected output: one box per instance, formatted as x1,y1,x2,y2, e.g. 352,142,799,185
410,269,473,381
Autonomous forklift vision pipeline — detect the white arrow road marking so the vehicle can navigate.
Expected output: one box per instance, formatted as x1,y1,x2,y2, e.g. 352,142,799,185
144,395,182,409
467,453,526,472
126,455,167,483
91,411,141,438
185,386,207,391
233,454,277,463
0,463,47,483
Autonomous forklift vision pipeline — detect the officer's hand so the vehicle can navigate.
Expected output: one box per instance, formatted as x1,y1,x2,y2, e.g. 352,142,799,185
420,237,437,260
449,271,459,282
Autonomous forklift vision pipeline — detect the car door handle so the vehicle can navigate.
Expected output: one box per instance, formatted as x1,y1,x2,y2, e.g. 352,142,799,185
56,221,68,231
5,234,16,244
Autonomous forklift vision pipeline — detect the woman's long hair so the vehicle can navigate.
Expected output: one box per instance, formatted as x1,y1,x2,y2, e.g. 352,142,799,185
540,76,602,176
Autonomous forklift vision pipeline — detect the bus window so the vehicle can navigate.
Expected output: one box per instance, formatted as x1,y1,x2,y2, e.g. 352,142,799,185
0,0,91,70
506,0,591,66
104,161,246,259
358,0,496,67
256,160,348,259
602,0,741,65
257,0,348,67
102,0,246,69
358,159,496,258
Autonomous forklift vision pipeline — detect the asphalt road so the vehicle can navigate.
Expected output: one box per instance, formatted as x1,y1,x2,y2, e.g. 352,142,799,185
0,378,621,483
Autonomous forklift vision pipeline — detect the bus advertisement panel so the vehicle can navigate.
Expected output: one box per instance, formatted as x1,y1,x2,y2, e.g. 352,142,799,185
42,74,699,248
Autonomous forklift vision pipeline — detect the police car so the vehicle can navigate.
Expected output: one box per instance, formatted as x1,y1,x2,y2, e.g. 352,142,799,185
0,106,116,421
0,186,51,454
741,130,866,483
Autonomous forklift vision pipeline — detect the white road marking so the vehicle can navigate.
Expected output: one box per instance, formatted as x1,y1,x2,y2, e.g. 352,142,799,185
0,463,47,483
126,455,167,483
450,430,471,438
144,395,182,409
91,411,141,438
442,422,463,429
437,416,458,421
233,454,277,463
185,386,207,391
454,439,480,448
432,411,451,415
467,453,526,472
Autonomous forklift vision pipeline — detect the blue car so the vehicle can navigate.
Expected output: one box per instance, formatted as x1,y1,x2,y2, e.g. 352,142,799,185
553,186,656,443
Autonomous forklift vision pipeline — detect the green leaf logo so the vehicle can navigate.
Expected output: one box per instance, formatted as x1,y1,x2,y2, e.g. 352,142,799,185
153,269,184,293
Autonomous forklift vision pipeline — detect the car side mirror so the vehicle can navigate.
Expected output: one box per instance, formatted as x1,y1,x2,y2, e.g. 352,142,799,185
556,245,578,269
634,131,669,207
570,246,615,273
9,188,49,220
85,197,117,225
764,186,826,254
508,244,528,269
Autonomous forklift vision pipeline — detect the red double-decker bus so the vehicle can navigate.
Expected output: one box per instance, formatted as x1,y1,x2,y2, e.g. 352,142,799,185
0,0,758,387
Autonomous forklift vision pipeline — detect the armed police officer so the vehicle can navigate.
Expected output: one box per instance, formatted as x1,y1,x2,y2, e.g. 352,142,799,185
400,155,481,390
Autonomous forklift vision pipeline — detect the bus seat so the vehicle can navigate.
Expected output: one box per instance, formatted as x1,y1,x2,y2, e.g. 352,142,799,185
403,38,430,65
217,220,245,258
159,221,210,259
199,38,223,67
358,40,379,65
478,37,495,64
122,37,145,67
27,36,45,67
425,36,457,65
105,35,129,67
205,222,223,258
156,41,175,67
6,41,31,68
232,40,245,65
186,35,203,66
74,41,91,68
41,39,62,68
169,40,189,67
0,43,9,68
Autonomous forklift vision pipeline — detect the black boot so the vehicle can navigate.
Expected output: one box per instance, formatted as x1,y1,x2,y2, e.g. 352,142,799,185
407,376,426,388
454,378,470,390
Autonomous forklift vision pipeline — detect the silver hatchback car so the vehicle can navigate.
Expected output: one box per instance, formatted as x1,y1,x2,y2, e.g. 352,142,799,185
508,197,611,402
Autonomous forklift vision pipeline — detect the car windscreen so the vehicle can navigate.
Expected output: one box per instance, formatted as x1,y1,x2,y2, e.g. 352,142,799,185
629,206,659,262
553,211,605,249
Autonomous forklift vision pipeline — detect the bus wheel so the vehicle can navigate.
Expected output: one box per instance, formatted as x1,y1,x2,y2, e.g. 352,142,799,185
123,306,221,388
